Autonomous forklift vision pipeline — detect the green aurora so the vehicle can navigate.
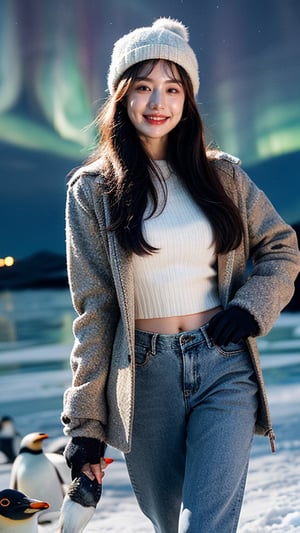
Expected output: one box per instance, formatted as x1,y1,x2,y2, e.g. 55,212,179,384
1,0,300,165
1,0,300,258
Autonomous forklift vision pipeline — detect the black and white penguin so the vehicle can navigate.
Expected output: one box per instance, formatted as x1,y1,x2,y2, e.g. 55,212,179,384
0,416,21,463
0,488,49,533
59,458,113,533
59,472,101,533
10,432,67,523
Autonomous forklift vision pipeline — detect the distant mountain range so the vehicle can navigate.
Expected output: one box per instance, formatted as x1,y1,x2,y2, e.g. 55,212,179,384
286,222,300,312
0,251,68,290
0,240,299,311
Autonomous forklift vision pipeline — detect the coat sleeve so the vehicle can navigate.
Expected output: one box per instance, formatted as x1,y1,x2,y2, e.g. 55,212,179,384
228,164,300,336
61,174,120,441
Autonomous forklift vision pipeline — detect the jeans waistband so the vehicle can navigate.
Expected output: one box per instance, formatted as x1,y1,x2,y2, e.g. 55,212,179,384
135,324,212,353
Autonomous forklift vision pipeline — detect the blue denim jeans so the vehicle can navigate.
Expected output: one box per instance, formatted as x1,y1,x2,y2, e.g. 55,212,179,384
125,325,258,533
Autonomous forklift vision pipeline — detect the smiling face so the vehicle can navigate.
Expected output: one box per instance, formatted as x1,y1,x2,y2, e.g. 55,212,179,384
125,60,185,159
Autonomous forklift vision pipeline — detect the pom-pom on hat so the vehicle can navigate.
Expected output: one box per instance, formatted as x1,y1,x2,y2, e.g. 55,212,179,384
107,17,199,95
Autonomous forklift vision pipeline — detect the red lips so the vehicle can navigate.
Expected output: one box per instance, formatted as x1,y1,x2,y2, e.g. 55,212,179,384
144,115,169,125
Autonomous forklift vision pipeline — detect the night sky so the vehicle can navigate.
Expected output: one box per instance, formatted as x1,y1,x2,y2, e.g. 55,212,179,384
1,0,300,258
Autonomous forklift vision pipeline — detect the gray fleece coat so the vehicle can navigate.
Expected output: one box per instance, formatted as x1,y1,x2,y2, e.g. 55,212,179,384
62,152,300,453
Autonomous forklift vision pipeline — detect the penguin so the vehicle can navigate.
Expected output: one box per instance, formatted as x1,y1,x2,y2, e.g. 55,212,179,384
0,488,49,533
0,416,21,463
58,472,101,533
59,458,113,533
10,432,67,523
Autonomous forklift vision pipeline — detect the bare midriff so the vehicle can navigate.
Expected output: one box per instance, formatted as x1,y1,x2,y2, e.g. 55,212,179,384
135,306,222,334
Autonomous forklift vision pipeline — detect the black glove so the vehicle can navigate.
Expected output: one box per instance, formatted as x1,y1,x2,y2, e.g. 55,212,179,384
64,437,106,480
207,306,259,347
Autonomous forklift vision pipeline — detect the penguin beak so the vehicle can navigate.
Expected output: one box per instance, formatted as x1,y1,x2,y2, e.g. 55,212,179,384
33,433,49,443
29,501,50,510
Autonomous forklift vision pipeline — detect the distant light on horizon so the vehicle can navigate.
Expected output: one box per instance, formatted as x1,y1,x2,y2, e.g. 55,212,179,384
0,256,15,267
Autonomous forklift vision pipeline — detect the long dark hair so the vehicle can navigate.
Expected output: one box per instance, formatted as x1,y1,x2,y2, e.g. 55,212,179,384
88,59,244,255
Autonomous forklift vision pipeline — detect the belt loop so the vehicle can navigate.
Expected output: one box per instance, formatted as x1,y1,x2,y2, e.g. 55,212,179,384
151,333,158,355
200,324,213,348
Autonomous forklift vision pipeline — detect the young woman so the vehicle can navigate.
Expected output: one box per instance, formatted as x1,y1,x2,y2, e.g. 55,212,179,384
62,18,300,532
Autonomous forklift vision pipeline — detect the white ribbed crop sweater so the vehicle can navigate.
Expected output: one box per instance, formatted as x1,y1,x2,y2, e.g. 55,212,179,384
132,161,221,319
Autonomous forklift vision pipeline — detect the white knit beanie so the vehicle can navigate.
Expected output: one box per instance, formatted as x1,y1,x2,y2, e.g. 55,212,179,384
107,17,199,95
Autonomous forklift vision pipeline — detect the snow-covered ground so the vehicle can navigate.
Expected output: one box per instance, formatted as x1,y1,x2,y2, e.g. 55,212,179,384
0,301,299,532
1,437,299,532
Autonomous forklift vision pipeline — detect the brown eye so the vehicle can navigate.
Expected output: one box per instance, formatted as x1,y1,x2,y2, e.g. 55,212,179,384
0,498,10,507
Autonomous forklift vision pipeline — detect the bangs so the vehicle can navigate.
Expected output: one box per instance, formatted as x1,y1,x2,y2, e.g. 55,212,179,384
135,59,183,83
118,59,186,95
